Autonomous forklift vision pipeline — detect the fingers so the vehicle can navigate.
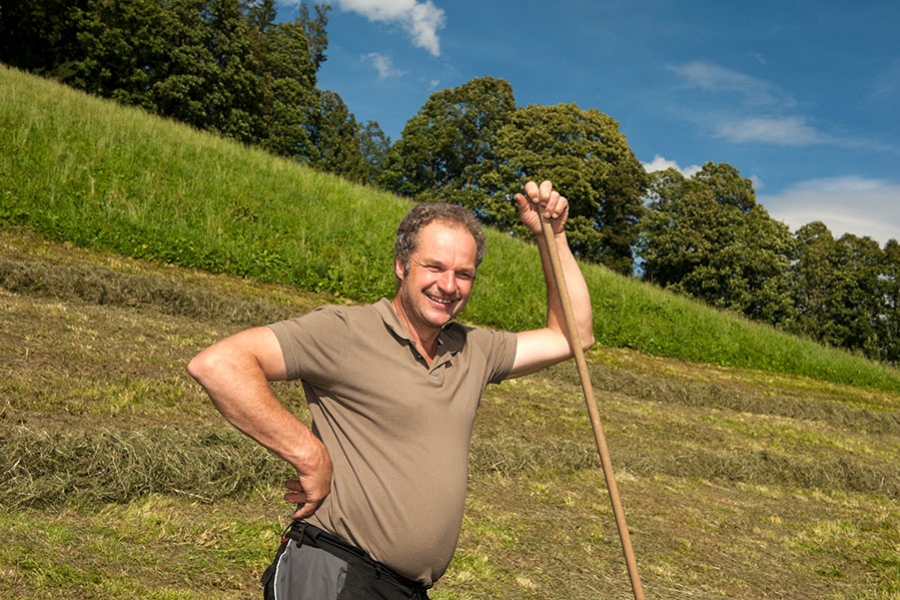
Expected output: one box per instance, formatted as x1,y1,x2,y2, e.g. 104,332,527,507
522,180,568,220
284,478,329,520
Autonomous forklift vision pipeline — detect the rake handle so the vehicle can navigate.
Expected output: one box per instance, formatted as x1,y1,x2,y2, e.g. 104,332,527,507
539,215,644,600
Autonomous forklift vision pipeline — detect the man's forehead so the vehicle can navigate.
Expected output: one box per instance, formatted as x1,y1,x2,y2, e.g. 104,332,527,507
418,220,475,242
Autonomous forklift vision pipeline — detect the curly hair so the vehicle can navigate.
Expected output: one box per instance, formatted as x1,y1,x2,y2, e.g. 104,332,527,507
394,203,487,277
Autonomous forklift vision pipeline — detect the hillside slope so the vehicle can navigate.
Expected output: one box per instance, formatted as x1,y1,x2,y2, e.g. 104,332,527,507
1,230,898,599
2,63,899,393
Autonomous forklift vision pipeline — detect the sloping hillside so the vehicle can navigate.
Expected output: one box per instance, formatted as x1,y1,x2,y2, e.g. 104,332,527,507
2,229,898,599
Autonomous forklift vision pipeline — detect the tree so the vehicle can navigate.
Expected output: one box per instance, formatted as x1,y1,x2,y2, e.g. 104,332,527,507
243,0,277,33
639,163,796,324
489,103,647,273
790,224,887,358
0,0,87,77
879,239,900,364
829,233,884,357
303,89,367,181
296,2,330,71
385,76,516,200
255,18,318,156
357,121,392,187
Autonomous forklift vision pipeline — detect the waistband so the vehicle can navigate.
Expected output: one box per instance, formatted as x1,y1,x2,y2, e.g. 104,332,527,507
285,520,431,594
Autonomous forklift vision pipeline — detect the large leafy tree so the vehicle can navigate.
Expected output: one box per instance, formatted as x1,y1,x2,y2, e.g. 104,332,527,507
384,76,517,200
791,221,838,343
487,103,647,273
638,163,796,324
255,18,318,156
357,121,392,187
301,89,366,181
788,223,900,362
830,233,884,358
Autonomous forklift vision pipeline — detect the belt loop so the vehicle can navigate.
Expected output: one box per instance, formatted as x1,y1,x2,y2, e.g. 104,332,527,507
287,519,307,547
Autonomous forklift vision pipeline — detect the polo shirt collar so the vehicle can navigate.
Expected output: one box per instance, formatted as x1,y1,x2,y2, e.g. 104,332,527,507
375,298,465,356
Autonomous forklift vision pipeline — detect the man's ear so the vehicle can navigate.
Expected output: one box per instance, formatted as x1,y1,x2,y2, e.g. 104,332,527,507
394,258,405,281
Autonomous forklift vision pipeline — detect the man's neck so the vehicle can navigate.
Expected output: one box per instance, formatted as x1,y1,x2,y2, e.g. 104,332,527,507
390,296,439,364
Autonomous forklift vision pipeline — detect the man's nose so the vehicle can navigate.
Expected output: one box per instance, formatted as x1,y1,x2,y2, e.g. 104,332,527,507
437,270,457,292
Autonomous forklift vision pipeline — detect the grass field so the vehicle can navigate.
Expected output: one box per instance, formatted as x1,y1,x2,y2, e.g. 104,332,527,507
2,229,899,599
1,64,899,598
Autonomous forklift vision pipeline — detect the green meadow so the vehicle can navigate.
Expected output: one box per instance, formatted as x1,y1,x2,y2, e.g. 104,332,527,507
2,65,898,599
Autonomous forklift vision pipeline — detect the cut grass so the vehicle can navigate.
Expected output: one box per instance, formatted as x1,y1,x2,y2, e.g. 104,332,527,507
2,230,899,599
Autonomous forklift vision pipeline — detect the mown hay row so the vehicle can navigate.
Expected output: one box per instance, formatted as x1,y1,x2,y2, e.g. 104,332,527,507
587,363,900,435
468,434,900,499
1,425,291,509
0,257,294,326
4,425,897,510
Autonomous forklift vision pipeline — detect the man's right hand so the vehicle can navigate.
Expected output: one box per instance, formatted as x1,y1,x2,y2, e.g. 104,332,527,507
285,438,333,519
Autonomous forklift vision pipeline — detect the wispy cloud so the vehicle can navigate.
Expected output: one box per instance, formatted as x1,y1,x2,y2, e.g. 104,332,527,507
713,116,830,146
668,61,786,107
758,176,900,245
665,61,851,148
362,52,406,80
334,0,446,56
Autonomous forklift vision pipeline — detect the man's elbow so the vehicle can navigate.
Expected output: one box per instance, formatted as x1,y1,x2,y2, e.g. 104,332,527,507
581,333,596,352
187,350,217,387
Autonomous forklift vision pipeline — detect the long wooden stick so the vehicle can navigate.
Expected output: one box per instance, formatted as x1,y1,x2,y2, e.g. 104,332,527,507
540,216,644,600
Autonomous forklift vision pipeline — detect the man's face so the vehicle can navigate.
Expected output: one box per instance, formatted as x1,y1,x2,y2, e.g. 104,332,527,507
394,221,478,333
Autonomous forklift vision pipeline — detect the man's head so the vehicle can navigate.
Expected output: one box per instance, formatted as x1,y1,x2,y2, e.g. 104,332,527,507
394,203,487,280
391,203,486,335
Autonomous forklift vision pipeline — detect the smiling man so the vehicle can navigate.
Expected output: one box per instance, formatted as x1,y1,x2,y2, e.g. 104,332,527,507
187,180,594,600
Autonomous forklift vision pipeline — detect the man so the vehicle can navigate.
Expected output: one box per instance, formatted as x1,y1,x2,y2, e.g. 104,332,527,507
187,180,594,599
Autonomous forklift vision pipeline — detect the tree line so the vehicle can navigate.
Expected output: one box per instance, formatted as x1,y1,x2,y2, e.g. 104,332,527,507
2,0,898,364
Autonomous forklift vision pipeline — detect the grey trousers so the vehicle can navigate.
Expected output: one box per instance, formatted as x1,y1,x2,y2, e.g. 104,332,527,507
262,522,431,600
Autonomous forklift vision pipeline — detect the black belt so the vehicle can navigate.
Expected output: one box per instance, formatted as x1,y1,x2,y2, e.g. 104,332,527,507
286,521,431,596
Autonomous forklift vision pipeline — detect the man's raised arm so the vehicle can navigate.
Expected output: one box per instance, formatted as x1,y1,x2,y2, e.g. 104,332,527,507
508,180,595,378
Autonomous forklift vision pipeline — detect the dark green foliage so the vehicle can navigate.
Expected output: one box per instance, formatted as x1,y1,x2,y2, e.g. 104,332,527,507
880,240,900,364
387,81,646,274
296,1,330,71
489,103,647,273
639,163,797,325
385,75,516,198
790,222,893,361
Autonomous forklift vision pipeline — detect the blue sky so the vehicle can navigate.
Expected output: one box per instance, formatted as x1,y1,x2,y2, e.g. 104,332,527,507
278,0,900,246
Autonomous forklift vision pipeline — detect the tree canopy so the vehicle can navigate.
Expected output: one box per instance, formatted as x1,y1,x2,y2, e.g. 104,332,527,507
639,163,797,325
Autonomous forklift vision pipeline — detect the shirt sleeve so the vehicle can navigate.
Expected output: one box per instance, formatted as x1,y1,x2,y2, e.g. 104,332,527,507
267,306,350,386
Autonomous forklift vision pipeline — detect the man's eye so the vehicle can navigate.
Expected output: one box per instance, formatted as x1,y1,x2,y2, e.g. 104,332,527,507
456,272,474,281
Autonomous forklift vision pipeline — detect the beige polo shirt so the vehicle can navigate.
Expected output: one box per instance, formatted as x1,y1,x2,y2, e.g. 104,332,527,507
268,299,517,587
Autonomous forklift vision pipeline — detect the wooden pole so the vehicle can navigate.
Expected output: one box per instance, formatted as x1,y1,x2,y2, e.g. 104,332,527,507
540,216,644,600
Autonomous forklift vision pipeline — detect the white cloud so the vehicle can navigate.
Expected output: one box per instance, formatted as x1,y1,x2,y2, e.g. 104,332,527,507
334,0,445,56
758,176,900,246
362,52,406,79
642,154,702,178
713,116,830,146
643,155,766,192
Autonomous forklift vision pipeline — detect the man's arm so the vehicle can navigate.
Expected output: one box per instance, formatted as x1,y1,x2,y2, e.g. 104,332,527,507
187,326,332,519
508,180,595,378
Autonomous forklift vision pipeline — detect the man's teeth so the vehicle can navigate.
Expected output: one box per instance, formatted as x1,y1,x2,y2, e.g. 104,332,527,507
428,295,453,305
